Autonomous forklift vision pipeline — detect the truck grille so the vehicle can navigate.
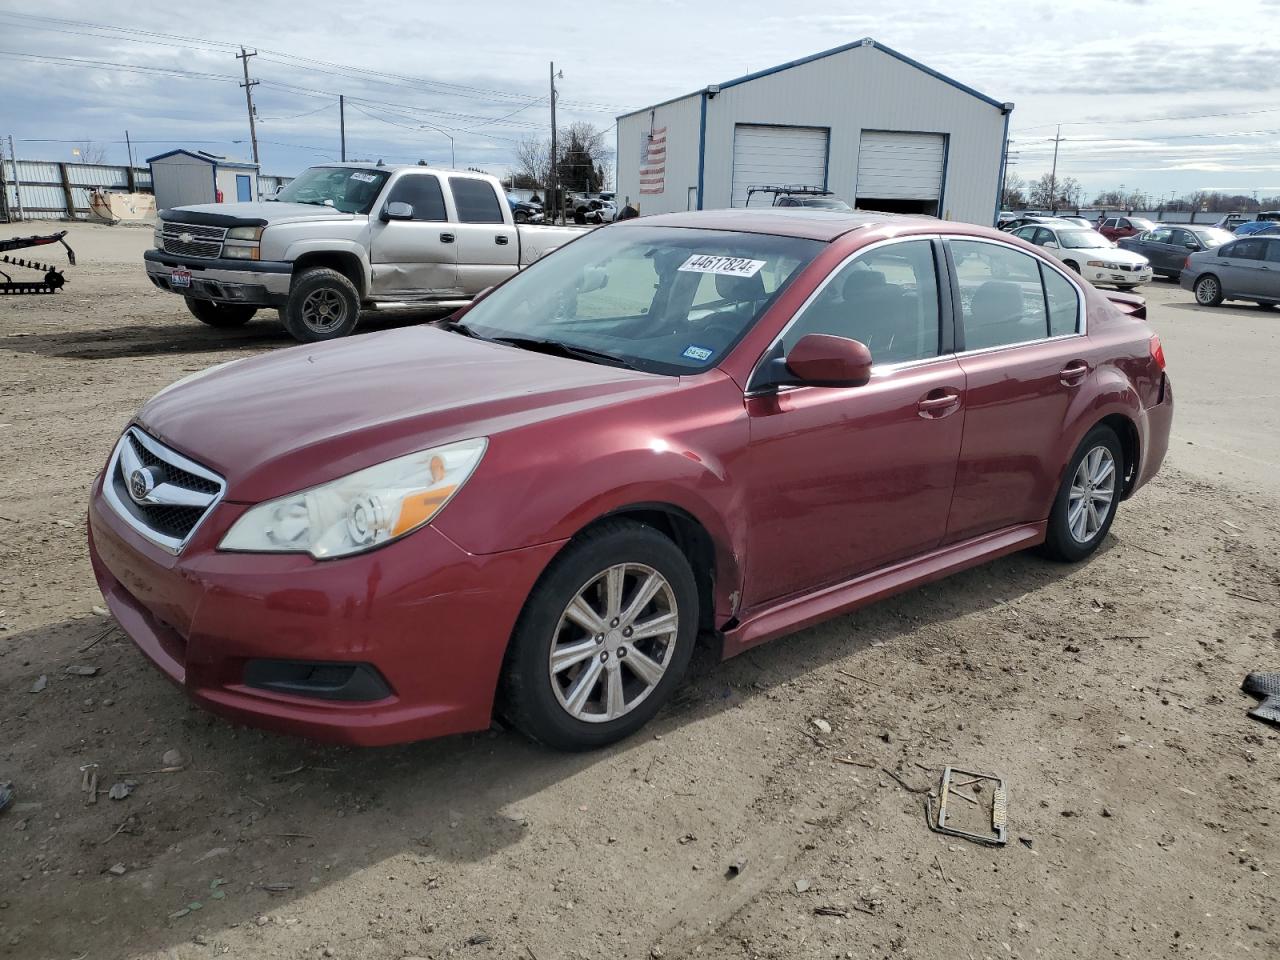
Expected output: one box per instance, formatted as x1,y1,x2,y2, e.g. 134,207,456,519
103,428,226,554
160,221,226,259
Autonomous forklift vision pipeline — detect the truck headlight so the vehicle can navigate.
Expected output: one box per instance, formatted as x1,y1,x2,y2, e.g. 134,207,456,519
226,226,264,241
218,438,487,559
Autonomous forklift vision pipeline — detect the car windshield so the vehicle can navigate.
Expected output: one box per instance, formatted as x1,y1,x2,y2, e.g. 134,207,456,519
1057,229,1111,249
1130,218,1155,230
457,225,824,375
1193,228,1234,246
274,166,390,214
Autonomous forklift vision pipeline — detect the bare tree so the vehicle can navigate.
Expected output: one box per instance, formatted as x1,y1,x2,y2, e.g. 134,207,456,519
513,135,550,189
510,122,614,194
73,140,109,165
1001,171,1026,208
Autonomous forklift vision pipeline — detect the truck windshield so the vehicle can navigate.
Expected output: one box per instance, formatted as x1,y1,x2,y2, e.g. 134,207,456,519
274,167,389,214
458,225,824,375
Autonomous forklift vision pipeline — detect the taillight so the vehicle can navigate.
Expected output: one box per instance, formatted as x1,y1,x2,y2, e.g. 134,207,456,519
1183,256,1191,269
1150,334,1166,371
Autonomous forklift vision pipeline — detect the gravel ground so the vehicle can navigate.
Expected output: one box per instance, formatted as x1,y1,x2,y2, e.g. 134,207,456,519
0,222,1276,960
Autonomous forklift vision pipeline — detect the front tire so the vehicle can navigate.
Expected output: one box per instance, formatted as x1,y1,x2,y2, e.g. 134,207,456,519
283,267,360,342
1063,260,1080,274
1194,274,1224,306
185,297,256,328
1040,425,1124,563
500,520,698,751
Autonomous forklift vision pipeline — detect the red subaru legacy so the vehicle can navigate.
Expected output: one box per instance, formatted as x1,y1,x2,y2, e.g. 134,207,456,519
88,210,1172,750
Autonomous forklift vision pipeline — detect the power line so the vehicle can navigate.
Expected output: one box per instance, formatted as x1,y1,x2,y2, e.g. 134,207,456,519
1012,105,1280,133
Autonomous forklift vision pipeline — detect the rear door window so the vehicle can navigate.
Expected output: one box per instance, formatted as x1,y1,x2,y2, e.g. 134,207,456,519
1147,227,1174,245
449,177,505,224
949,240,1049,350
1230,239,1267,261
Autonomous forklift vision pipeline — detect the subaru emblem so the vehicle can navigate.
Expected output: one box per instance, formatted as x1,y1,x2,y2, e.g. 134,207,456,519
129,467,158,503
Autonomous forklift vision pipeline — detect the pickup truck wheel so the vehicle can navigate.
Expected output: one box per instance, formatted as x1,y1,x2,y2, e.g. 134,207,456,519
499,520,698,751
184,297,256,328
283,268,360,342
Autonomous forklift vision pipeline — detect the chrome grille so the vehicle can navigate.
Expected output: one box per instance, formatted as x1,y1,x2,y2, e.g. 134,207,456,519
103,428,226,554
160,221,226,259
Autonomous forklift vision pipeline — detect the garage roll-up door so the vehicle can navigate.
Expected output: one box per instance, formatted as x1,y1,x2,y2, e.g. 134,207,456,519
856,131,945,200
732,125,829,207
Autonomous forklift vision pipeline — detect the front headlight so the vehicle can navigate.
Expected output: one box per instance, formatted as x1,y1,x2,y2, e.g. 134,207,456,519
1086,260,1121,270
219,438,487,559
226,226,264,241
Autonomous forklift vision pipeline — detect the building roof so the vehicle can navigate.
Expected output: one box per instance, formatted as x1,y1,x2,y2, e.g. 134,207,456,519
617,37,1010,121
145,149,259,170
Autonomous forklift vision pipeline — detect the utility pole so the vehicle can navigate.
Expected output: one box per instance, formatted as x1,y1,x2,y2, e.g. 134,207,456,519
124,129,137,192
8,134,24,222
1047,124,1064,210
549,61,560,225
339,95,346,162
237,47,260,166
124,129,135,169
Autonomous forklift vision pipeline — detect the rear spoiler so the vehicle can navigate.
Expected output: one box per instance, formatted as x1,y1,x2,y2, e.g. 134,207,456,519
1104,290,1146,320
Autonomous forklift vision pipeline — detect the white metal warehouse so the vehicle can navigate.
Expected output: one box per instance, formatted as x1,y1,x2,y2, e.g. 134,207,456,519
616,38,1012,225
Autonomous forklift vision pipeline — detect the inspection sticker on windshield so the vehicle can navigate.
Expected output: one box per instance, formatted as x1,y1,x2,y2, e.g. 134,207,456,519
349,171,379,183
682,345,714,361
677,254,766,278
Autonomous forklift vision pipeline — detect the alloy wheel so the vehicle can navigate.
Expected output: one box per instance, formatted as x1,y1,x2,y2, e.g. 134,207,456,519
1196,277,1219,305
548,562,679,723
1067,445,1116,544
301,288,349,334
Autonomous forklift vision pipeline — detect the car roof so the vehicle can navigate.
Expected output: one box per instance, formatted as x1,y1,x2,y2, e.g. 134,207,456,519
625,208,951,241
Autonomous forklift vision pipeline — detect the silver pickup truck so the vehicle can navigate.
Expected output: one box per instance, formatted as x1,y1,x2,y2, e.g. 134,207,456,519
144,164,584,342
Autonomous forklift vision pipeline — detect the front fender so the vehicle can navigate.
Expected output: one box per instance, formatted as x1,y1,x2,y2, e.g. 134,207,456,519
281,238,373,291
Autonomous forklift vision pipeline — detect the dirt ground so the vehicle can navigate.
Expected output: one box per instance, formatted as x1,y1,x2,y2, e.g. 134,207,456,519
1,222,1276,960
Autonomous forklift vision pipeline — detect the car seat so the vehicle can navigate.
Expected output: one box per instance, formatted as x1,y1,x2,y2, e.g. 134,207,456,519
966,281,1029,349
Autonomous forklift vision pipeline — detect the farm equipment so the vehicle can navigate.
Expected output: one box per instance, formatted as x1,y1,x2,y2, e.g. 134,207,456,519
1,230,76,294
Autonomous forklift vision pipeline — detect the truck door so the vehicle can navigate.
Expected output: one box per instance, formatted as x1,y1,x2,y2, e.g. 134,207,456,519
369,173,460,298
446,176,519,294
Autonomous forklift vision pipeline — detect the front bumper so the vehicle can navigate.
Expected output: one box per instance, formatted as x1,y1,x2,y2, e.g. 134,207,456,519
1087,264,1152,286
144,248,292,307
88,473,565,745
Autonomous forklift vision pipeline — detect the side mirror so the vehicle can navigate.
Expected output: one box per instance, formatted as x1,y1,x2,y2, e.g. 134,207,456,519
380,201,414,222
761,334,873,389
1184,241,1200,250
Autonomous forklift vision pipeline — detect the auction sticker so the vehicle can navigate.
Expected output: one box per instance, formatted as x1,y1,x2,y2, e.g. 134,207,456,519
349,171,379,183
677,254,766,278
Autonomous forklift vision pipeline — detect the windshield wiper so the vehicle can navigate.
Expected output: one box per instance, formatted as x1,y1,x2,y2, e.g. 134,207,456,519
436,318,482,338
489,336,639,370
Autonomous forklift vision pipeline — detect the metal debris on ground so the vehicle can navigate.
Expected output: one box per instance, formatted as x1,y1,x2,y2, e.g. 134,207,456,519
0,780,13,814
811,718,832,735
107,781,134,801
1241,672,1280,726
30,675,47,693
80,763,99,803
726,858,748,878
925,766,1008,847
65,664,99,677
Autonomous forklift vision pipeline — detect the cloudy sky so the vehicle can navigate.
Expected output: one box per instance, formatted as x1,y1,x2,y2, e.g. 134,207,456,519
3,0,1279,201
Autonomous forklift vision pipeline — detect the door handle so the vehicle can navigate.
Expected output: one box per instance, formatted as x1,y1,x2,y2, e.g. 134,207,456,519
440,233,455,244
1059,361,1089,385
917,389,961,418
495,235,510,246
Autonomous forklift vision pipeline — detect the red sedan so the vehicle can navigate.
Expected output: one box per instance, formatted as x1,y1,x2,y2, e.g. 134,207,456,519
88,210,1173,750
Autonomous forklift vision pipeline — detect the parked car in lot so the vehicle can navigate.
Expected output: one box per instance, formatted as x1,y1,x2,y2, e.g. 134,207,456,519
1055,216,1094,229
92,211,1172,749
1181,234,1280,308
1118,225,1234,279
999,214,1067,232
145,164,584,342
1214,213,1250,231
1098,216,1155,241
1011,222,1152,288
508,196,544,224
1232,220,1280,237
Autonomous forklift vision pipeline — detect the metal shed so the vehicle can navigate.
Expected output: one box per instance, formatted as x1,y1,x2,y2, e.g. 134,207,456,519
147,149,260,210
616,38,1013,226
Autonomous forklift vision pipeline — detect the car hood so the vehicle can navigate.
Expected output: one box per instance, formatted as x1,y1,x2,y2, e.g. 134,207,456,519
134,326,671,502
162,202,359,225
1067,245,1147,265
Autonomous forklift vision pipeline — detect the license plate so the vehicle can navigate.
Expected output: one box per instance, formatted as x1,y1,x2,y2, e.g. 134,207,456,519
170,268,192,289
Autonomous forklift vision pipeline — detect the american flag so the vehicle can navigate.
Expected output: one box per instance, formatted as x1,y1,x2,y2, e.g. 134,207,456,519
639,126,666,195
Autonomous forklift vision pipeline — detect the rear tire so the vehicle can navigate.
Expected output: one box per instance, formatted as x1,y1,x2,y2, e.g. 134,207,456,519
1040,425,1124,563
500,520,698,751
1194,274,1224,306
185,297,256,328
283,267,360,342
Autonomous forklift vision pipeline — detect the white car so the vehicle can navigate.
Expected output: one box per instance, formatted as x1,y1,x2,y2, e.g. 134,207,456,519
1011,222,1152,289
